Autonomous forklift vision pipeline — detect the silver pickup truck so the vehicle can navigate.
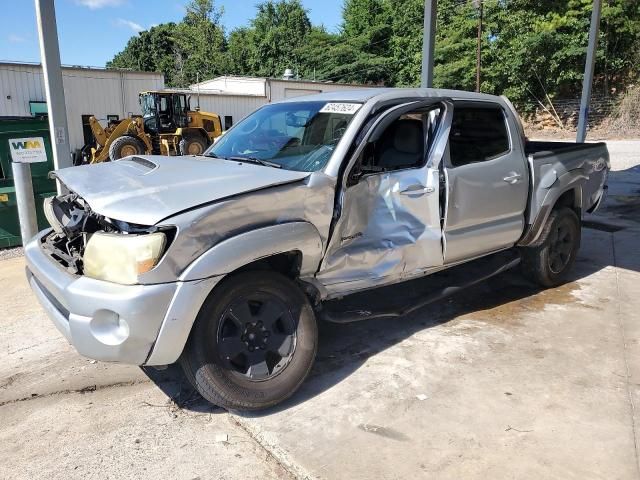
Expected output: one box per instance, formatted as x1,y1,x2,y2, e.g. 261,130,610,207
25,88,609,410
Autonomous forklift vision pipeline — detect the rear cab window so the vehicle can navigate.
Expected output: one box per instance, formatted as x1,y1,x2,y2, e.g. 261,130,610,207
448,103,510,167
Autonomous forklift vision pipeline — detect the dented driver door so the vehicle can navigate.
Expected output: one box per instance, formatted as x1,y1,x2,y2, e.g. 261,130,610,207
317,100,453,296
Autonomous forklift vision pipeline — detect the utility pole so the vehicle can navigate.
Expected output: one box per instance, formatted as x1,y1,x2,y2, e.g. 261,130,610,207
196,72,201,111
34,0,72,175
475,0,483,92
576,0,602,143
421,0,438,88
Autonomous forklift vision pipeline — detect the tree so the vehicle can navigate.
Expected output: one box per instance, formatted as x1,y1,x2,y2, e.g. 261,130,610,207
334,0,393,83
247,0,312,77
107,23,181,86
226,28,256,76
174,0,228,86
107,0,640,103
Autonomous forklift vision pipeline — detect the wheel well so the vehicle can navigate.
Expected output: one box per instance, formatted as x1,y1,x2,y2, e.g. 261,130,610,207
182,128,209,144
234,251,302,279
554,188,581,218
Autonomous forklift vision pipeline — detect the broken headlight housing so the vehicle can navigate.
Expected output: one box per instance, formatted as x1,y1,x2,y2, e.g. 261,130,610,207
83,232,166,285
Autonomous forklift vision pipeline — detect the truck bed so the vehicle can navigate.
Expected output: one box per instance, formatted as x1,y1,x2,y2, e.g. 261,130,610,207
525,140,607,159
522,140,609,240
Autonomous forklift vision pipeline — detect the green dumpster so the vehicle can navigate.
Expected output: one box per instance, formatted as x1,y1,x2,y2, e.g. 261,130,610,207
0,117,57,247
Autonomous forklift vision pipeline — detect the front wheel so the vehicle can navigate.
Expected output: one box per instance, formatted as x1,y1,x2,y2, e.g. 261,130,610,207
521,207,581,287
180,271,317,411
179,135,208,155
108,135,146,160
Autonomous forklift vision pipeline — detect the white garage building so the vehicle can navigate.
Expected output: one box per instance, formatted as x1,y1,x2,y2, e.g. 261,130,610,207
0,62,370,152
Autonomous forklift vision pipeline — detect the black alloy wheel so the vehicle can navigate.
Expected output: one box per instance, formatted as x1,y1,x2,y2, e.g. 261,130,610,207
521,207,580,287
547,221,574,274
217,293,297,381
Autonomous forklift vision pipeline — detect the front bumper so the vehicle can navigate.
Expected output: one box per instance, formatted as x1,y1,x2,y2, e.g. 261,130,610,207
25,231,178,365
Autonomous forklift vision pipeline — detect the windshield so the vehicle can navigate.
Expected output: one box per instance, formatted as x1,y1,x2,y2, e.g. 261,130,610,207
140,94,156,118
205,101,360,172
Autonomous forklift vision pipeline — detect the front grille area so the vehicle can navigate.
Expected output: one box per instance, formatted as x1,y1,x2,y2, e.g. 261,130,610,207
41,231,84,275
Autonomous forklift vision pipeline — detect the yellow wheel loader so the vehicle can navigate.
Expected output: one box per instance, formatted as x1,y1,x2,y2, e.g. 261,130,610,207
81,91,223,164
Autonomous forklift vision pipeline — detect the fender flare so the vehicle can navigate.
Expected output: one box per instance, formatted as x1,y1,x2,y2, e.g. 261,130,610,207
145,222,324,365
519,171,584,247
179,221,324,282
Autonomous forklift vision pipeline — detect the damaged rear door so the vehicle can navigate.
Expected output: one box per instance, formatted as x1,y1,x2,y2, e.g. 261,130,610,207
317,100,453,295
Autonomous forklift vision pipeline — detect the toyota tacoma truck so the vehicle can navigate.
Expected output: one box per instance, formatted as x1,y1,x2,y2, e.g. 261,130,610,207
25,88,609,410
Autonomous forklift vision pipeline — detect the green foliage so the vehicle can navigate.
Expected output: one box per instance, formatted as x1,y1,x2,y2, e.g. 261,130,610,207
108,23,180,85
226,28,255,76
250,0,311,77
107,0,640,104
173,0,228,86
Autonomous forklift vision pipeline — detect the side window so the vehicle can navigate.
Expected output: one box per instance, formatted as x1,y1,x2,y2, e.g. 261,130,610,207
362,109,440,172
449,105,510,167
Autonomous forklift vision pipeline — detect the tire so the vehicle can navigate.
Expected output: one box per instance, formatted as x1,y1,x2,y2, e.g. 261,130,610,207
521,207,581,287
108,135,146,161
179,135,208,155
180,271,318,411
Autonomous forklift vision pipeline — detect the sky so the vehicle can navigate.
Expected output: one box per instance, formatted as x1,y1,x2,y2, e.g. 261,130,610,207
0,0,344,67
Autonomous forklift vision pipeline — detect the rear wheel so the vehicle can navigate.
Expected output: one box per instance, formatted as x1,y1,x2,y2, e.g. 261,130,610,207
180,271,317,411
108,135,146,160
521,207,580,287
179,135,208,155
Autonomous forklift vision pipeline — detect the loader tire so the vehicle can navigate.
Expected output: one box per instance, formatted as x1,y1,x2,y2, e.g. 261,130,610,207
179,135,208,156
521,207,580,288
109,135,146,161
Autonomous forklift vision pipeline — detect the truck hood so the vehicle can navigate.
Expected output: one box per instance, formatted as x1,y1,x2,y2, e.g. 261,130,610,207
52,155,311,225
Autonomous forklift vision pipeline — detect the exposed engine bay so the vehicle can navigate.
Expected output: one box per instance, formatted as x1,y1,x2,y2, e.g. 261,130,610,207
42,193,157,274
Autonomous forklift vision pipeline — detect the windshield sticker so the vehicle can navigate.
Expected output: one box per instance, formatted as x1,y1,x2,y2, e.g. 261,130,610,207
319,103,362,115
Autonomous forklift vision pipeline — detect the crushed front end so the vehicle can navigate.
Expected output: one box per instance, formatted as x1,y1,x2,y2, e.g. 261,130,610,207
25,191,178,365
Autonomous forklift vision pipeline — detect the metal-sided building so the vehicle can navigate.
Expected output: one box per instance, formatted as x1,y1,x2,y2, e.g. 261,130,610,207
0,62,164,152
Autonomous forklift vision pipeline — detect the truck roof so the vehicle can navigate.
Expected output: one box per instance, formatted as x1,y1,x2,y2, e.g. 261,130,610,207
278,87,505,105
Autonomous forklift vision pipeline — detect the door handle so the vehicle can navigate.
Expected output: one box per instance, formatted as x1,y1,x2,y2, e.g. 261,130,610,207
503,172,522,184
399,185,435,195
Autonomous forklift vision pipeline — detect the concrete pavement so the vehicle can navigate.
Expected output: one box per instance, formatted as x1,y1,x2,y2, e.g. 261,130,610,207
0,140,638,479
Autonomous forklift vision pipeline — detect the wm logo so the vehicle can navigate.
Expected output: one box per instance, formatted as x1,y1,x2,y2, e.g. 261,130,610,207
11,140,41,150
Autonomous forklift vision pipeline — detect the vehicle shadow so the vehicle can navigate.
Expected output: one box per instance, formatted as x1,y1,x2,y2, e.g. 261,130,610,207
142,216,638,415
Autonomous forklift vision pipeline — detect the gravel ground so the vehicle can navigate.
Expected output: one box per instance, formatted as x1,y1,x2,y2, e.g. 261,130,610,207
0,247,24,261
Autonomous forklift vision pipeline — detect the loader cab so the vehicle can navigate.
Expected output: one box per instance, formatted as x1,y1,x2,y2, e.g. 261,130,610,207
139,91,189,135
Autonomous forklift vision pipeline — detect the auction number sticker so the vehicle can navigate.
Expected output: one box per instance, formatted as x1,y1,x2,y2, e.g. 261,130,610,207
319,103,362,114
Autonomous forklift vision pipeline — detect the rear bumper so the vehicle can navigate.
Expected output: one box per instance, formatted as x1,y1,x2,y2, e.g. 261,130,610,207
25,231,178,365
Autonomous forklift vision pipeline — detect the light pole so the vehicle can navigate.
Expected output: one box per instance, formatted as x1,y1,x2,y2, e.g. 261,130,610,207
576,0,602,143
35,0,72,175
474,0,483,92
421,0,438,88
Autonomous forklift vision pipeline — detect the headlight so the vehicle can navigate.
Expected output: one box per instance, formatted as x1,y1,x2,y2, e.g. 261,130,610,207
83,232,166,285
